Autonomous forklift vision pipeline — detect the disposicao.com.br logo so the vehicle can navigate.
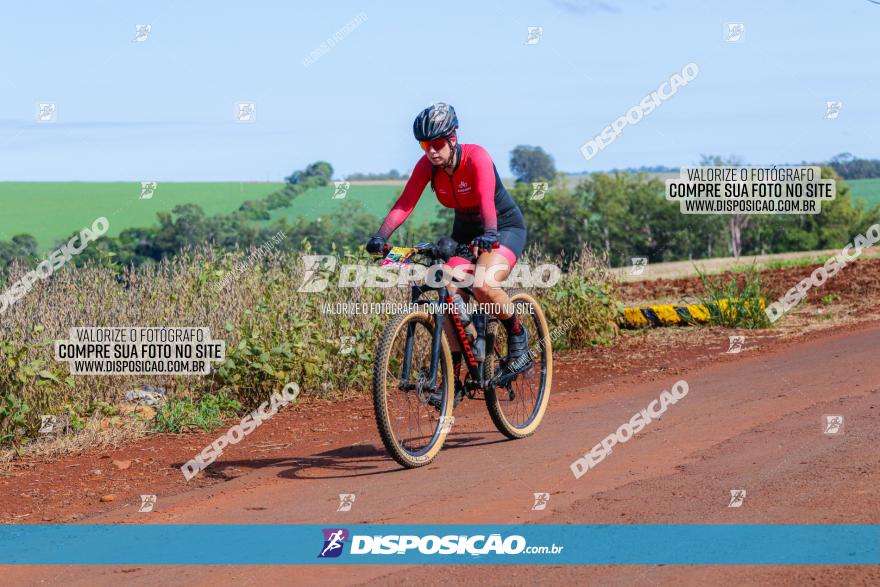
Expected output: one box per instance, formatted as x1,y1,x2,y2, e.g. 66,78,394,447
318,528,349,558
317,528,563,558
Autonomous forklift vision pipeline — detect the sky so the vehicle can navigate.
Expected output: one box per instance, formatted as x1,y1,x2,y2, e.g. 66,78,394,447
0,0,877,181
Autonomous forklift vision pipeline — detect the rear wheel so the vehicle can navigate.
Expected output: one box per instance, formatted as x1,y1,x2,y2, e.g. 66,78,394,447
373,310,455,468
484,291,552,439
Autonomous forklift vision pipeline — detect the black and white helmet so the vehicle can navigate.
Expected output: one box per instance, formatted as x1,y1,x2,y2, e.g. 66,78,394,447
413,102,459,141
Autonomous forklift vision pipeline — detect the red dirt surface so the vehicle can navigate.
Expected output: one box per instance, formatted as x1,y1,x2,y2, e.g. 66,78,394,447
1,262,879,585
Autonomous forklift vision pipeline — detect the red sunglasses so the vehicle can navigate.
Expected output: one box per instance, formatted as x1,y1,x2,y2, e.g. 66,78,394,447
418,135,454,152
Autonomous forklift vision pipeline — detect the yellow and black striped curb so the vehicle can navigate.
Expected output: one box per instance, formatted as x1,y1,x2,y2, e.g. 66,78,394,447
619,304,711,328
619,299,766,328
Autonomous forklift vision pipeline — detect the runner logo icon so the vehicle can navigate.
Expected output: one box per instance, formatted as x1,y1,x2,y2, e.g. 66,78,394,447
318,528,349,558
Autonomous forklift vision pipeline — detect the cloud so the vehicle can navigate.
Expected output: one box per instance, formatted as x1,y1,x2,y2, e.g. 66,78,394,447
552,0,621,14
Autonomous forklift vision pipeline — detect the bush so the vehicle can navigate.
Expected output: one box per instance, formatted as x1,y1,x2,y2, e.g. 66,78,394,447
0,243,621,449
154,392,241,433
530,246,620,349
697,266,770,328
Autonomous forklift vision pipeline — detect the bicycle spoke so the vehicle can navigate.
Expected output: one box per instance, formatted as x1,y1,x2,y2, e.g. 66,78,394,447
490,297,548,431
383,319,445,455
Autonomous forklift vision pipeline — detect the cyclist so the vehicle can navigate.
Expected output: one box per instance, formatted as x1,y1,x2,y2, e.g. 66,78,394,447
365,102,530,384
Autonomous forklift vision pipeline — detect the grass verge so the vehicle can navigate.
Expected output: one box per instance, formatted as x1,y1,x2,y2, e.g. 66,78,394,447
696,265,770,328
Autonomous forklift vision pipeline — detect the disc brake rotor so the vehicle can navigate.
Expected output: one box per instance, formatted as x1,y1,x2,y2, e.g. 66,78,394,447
414,369,433,403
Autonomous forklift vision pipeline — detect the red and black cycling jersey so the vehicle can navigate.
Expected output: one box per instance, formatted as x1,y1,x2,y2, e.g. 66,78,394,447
376,143,526,240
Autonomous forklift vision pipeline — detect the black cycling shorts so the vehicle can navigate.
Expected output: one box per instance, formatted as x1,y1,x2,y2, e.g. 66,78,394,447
451,218,528,265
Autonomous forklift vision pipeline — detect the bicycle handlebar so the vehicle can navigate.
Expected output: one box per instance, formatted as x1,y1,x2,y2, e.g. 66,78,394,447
375,239,498,263
376,242,442,260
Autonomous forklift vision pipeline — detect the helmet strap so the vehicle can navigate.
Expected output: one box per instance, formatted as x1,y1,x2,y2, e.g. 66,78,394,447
443,139,459,170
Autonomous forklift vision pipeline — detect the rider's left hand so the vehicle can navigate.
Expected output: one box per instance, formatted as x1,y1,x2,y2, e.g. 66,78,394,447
471,232,499,256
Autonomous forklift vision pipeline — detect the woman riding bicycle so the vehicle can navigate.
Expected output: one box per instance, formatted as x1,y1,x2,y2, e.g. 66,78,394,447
365,102,530,379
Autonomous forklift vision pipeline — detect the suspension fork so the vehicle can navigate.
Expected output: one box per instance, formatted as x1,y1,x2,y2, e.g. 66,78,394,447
400,283,447,388
402,281,483,388
400,320,417,384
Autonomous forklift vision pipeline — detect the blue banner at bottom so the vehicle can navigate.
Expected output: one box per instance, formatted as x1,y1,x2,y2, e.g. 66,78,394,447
0,524,876,565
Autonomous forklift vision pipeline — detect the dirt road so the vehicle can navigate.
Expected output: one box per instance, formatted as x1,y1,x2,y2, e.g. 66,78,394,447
3,318,878,585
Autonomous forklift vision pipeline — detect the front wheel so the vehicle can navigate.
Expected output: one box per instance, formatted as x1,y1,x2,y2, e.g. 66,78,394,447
373,310,455,468
484,291,553,439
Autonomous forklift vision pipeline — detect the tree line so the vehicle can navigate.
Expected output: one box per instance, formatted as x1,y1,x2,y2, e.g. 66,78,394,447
1,151,879,276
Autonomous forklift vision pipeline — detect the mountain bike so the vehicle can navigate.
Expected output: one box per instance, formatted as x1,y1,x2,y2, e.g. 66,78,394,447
371,240,552,468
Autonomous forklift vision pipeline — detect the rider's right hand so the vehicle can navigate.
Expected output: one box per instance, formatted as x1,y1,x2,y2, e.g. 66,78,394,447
366,235,387,255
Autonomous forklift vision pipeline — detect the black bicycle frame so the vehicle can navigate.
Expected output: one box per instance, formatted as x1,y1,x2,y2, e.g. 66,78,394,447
404,279,486,391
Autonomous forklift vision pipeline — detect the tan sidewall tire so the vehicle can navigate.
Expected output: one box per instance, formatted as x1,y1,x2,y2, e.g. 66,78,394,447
486,291,552,438
373,311,454,468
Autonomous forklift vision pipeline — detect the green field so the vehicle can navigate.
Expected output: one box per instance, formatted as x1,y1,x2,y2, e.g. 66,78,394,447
6,175,877,252
0,181,444,251
0,182,284,250
847,178,880,209
265,183,440,227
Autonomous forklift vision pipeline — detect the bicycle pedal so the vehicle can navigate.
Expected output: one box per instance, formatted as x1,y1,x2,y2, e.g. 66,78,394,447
494,359,534,387
453,382,467,407
507,357,534,375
